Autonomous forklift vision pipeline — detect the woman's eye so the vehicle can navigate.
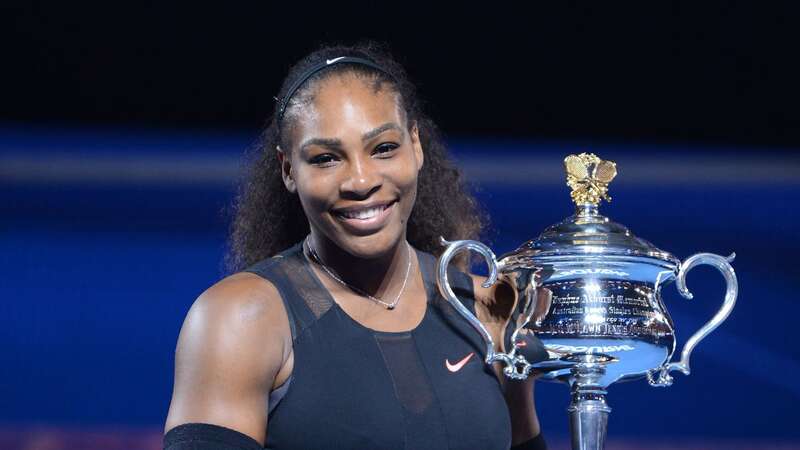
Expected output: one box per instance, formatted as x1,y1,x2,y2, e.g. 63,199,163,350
309,154,338,166
373,143,399,157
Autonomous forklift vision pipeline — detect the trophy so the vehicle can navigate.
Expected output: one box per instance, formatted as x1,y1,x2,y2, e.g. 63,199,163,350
436,153,738,450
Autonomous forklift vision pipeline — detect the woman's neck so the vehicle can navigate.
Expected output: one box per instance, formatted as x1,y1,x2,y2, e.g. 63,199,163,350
305,232,411,298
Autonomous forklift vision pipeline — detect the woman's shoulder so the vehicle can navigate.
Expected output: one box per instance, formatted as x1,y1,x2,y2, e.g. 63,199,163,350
186,272,290,344
165,273,291,442
173,273,292,385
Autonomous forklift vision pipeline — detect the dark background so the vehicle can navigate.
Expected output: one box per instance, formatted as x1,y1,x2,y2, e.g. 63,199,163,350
2,3,799,449
4,2,800,148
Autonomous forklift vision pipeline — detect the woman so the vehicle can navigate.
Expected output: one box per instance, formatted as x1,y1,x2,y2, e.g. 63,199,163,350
164,43,548,450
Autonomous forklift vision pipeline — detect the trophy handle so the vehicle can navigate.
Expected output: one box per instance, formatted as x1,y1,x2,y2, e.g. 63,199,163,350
648,252,738,387
436,237,533,380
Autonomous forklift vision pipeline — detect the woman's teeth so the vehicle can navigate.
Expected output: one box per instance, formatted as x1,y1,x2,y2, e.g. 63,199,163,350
338,204,388,220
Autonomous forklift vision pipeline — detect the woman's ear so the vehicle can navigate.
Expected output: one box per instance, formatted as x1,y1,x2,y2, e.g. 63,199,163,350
410,123,424,171
276,146,297,193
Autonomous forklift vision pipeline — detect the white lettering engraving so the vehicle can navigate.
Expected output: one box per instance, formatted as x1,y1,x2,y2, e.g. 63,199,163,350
550,268,630,279
546,344,635,353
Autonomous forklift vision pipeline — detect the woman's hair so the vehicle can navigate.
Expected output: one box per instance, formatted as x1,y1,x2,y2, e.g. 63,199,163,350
226,42,487,272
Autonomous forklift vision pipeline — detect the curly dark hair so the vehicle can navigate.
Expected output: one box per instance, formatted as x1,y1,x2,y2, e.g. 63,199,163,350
226,42,487,272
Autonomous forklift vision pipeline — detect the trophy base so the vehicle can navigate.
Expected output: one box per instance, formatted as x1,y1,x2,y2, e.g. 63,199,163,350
567,357,611,450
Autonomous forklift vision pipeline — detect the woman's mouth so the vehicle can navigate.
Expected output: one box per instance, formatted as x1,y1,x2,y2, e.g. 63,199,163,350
332,201,397,234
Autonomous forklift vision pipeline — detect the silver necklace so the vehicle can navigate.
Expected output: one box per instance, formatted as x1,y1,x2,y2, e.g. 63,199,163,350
304,236,412,310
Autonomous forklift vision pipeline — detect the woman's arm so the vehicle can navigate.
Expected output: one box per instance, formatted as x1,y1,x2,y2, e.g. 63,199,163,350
164,273,292,446
470,274,545,446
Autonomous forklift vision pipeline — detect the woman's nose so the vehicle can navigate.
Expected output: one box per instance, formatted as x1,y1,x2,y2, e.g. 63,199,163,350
340,157,382,199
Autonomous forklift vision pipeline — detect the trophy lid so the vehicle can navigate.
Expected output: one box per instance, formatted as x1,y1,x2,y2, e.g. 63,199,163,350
510,153,680,266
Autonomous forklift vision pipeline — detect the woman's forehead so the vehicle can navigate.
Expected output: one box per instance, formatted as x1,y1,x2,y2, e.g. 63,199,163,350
293,75,404,142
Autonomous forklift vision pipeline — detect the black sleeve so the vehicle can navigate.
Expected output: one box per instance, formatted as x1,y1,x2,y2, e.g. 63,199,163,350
164,423,264,450
511,433,547,450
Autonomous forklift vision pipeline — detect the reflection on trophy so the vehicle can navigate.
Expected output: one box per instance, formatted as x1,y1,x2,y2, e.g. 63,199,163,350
436,153,738,450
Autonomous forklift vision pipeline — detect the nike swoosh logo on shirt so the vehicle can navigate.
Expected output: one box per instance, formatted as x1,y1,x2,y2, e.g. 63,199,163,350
326,57,346,65
445,352,475,372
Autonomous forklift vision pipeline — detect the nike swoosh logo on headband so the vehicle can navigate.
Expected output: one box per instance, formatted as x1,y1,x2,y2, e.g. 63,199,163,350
445,352,475,373
326,57,346,65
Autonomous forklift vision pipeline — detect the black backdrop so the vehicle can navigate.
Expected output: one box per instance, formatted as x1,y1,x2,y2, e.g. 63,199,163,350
4,2,800,148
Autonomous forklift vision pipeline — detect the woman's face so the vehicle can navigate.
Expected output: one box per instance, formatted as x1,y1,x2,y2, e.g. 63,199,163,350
279,73,424,259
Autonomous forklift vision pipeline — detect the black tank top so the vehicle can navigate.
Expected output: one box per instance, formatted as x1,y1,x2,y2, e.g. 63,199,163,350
246,242,512,450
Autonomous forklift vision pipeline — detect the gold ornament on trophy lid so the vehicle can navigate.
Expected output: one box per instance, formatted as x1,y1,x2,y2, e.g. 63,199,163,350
564,153,618,206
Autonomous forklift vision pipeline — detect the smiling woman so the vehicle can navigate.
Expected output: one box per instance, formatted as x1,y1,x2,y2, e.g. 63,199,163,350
163,42,549,450
279,76,422,260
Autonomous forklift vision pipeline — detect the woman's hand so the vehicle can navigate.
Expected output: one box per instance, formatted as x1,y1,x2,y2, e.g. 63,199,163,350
471,274,550,445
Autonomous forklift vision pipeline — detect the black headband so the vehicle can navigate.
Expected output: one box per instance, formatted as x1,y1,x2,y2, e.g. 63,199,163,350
276,56,393,125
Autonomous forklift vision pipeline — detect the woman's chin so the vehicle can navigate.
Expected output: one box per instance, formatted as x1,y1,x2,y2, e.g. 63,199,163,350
342,239,394,260
334,230,406,261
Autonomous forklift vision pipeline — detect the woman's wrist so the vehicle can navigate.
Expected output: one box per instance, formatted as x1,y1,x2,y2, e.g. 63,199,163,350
503,377,541,445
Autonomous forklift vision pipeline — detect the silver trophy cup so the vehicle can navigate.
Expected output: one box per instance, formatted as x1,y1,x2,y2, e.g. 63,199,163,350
436,153,737,450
